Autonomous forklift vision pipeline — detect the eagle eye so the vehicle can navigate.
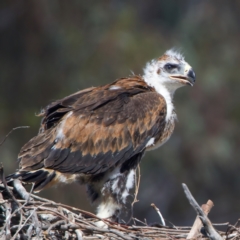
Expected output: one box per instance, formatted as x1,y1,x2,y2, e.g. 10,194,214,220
164,63,178,71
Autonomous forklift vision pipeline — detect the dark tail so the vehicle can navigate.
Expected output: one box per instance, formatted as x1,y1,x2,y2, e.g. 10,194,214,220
6,169,56,192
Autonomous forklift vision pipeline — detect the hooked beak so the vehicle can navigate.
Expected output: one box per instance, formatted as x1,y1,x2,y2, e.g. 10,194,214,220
170,66,196,86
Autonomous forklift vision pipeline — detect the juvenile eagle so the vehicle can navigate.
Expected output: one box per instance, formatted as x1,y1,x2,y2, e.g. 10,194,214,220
8,49,195,222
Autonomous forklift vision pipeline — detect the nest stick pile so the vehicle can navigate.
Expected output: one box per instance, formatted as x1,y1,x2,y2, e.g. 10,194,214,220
0,167,239,240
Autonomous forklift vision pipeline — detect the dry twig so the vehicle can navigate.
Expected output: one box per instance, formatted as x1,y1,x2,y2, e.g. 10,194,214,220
187,200,214,239
182,183,223,240
128,164,141,225
151,203,166,226
0,126,29,147
0,173,237,239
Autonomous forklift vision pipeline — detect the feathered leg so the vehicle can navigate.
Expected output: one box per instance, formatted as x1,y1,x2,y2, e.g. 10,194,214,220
87,169,136,224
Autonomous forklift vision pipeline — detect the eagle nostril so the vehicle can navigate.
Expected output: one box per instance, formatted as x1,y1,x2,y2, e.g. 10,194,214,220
188,69,196,81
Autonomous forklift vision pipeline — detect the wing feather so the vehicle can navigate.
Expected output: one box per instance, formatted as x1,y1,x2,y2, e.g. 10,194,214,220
18,77,167,176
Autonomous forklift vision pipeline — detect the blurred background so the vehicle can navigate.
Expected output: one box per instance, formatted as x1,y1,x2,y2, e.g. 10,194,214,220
1,0,240,227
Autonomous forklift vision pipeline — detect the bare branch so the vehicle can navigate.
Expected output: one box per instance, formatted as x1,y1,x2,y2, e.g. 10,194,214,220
0,167,235,239
13,180,32,201
0,126,29,147
13,180,42,237
187,200,214,239
4,202,12,240
128,164,141,225
0,164,19,206
151,203,166,226
182,183,223,240
75,229,83,240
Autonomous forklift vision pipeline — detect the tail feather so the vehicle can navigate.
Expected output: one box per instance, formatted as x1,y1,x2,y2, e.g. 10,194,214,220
34,170,56,191
6,169,57,192
20,170,48,183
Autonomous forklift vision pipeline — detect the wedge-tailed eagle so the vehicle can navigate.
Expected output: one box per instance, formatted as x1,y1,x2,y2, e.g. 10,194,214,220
8,49,195,222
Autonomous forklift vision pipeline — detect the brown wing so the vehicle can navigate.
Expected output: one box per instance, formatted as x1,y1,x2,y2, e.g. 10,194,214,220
16,76,167,189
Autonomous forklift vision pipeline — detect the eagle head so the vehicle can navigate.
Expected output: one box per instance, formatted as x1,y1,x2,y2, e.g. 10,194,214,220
143,49,196,95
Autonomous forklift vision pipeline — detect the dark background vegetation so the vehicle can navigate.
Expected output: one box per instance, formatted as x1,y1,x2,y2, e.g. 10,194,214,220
1,0,240,226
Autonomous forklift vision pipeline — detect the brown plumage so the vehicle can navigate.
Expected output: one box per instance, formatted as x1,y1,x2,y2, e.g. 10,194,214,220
8,49,195,223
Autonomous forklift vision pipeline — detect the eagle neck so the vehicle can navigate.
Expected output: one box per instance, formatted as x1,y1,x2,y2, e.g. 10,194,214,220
143,77,175,122
156,86,175,122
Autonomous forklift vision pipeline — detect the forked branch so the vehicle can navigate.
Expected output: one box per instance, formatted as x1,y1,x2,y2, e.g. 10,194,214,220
182,183,223,240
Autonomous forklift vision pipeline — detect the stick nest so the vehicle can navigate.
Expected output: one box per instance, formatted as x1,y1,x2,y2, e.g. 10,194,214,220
0,169,239,240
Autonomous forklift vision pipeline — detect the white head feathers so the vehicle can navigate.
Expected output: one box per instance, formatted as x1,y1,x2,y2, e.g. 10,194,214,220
143,49,185,80
142,48,193,121
164,49,185,61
